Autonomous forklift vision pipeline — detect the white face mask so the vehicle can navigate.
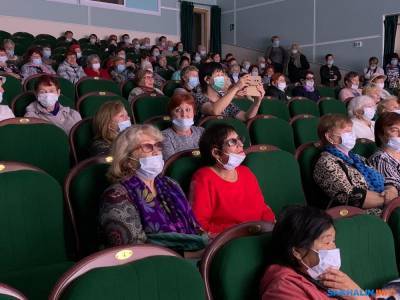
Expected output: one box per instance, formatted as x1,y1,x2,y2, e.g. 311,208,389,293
351,84,359,90
76,52,82,59
363,107,376,120
117,119,131,132
90,38,97,44
292,49,298,54
38,93,58,108
339,132,356,151
172,118,194,130
0,56,7,63
136,154,164,179
92,63,101,70
278,82,287,91
387,137,400,152
376,82,385,89
195,55,201,63
302,248,341,280
220,153,246,170
305,80,314,87
153,51,160,57
200,50,206,56
327,60,334,65
259,63,266,69
32,58,42,65
251,71,259,76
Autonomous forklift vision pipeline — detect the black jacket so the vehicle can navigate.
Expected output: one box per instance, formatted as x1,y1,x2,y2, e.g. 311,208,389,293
265,85,288,102
320,65,341,86
288,54,310,83
292,85,321,102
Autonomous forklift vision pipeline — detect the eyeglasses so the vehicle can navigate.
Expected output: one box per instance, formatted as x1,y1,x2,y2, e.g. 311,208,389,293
224,136,245,147
134,142,163,153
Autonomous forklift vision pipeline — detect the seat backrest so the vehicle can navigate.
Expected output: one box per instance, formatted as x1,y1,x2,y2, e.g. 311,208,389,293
50,245,205,300
289,98,320,117
0,118,70,184
352,138,378,159
65,156,112,257
317,86,336,98
0,74,22,106
0,283,27,300
69,118,94,164
318,98,347,116
76,77,121,98
163,149,204,196
334,214,399,289
120,79,136,99
244,145,305,213
0,162,68,272
76,92,130,118
144,115,172,131
295,142,331,208
232,98,253,111
248,115,296,154
258,99,290,121
131,94,170,123
199,116,251,148
291,115,319,147
162,80,181,97
201,222,274,300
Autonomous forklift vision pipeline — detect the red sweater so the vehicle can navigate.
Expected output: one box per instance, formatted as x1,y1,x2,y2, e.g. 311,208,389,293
190,166,275,234
83,67,111,80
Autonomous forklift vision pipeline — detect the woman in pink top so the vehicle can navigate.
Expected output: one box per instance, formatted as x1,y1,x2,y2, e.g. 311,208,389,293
260,206,368,300
339,71,362,102
189,124,275,235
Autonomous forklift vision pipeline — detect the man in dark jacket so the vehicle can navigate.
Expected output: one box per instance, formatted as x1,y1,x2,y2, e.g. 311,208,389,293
320,54,341,87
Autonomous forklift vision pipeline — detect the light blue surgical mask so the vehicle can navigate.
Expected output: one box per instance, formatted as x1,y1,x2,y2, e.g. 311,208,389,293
118,119,131,132
136,154,164,179
32,58,42,65
116,64,126,73
187,76,199,90
43,50,51,59
212,76,225,92
6,49,14,57
272,40,280,47
172,118,194,129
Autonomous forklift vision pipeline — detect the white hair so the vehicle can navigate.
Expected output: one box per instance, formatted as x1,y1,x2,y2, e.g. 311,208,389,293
347,95,375,117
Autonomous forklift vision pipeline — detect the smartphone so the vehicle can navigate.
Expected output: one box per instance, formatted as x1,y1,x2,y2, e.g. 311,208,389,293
245,76,262,97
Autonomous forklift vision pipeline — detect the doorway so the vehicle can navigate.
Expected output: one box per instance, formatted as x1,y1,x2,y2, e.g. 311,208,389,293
192,8,209,52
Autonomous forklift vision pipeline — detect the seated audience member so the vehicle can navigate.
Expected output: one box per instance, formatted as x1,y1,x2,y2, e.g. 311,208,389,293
377,97,400,115
158,36,167,51
175,42,184,55
369,112,400,200
192,52,202,66
171,56,190,81
248,65,260,77
141,60,165,90
385,53,400,92
42,45,54,67
319,54,341,87
3,39,20,67
116,48,127,60
0,76,15,121
162,93,204,160
131,38,141,54
140,37,151,50
348,95,376,141
262,65,274,86
265,73,288,102
99,125,203,248
89,33,100,46
84,54,111,80
110,57,135,84
25,75,81,134
258,56,266,74
261,205,364,300
57,51,86,84
154,55,174,80
163,40,175,56
118,33,131,48
69,44,84,66
362,83,381,104
60,30,77,44
21,47,56,81
198,45,207,58
149,46,161,64
241,60,251,74
228,63,241,84
174,65,200,95
195,62,264,121
128,69,164,103
265,35,288,73
363,56,385,85
370,74,392,99
288,43,310,84
338,71,362,102
90,101,131,156
106,34,118,54
292,71,320,102
313,114,388,215
190,124,275,235
0,47,20,79
211,53,221,63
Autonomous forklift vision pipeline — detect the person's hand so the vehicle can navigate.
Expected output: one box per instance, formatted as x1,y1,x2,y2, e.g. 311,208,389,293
235,74,251,91
236,89,247,97
384,185,398,205
255,83,265,100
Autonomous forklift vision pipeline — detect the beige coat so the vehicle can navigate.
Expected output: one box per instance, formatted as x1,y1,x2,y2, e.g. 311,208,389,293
24,101,82,134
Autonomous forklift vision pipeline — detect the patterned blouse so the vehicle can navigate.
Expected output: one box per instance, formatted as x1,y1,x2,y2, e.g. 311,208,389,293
313,151,382,215
369,149,400,192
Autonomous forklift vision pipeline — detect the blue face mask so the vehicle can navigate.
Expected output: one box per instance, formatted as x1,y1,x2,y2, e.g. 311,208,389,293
6,49,14,57
187,76,199,90
43,50,51,59
32,58,42,65
116,64,126,73
118,119,131,132
212,76,225,92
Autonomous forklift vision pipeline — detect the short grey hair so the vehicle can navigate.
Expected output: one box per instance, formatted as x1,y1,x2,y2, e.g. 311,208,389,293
347,95,375,117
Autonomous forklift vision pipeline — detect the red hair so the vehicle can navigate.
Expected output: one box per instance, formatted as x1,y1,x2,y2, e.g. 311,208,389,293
167,93,196,116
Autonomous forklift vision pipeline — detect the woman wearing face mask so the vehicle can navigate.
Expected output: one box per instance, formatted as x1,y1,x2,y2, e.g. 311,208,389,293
369,112,400,202
21,47,56,82
313,114,390,214
338,72,362,102
57,51,86,84
348,95,377,141
174,65,200,95
265,73,289,102
288,43,310,84
258,56,267,74
0,76,15,121
109,57,135,84
25,75,81,134
370,74,392,99
171,56,190,81
241,60,251,74
363,56,384,85
195,62,264,122
3,39,20,66
228,64,241,84
190,124,275,235
100,125,204,250
261,205,363,300
90,101,131,156
385,53,400,93
41,45,54,67
162,94,204,160
262,65,275,87
0,48,20,79
292,71,321,102
128,69,164,103
84,54,111,80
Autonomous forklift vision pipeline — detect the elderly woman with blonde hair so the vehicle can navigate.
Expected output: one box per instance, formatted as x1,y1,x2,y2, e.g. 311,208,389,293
99,124,204,250
348,95,377,141
377,96,400,116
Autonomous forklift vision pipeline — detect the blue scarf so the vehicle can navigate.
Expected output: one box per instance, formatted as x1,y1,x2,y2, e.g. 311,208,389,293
324,146,384,193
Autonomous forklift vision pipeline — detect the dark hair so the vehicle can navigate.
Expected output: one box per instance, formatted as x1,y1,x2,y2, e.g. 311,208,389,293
150,45,160,54
35,75,60,91
211,52,220,59
27,47,43,58
199,123,236,166
369,56,379,63
65,30,73,35
344,71,359,84
375,112,400,147
270,205,334,268
178,56,190,68
248,64,260,74
301,70,314,80
159,36,167,42
325,54,333,60
225,53,233,59
391,53,399,59
198,62,224,92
